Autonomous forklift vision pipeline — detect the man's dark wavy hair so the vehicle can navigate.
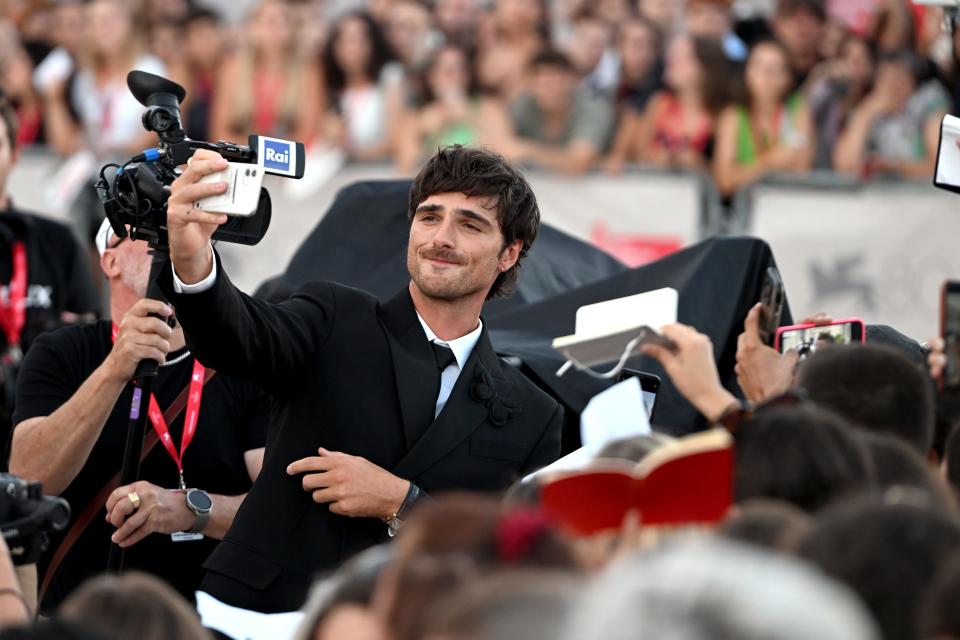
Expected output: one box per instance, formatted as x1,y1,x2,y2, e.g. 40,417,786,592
407,145,540,299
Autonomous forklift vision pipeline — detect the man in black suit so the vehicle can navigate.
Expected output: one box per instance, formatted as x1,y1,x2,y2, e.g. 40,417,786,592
161,146,563,612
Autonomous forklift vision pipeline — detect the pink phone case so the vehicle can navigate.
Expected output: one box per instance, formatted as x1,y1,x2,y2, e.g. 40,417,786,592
774,318,866,352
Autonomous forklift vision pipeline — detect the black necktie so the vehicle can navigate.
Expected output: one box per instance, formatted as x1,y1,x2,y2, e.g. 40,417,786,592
431,342,456,372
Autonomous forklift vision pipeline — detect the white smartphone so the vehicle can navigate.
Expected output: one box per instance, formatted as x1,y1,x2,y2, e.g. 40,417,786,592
194,162,265,217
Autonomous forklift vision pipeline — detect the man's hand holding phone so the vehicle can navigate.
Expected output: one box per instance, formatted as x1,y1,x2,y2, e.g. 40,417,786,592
166,150,231,285
736,303,798,405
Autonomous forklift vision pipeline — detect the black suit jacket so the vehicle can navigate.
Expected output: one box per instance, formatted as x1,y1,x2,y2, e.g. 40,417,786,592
161,255,563,612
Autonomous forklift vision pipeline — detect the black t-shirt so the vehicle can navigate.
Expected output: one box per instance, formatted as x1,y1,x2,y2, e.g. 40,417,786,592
12,321,270,611
0,207,99,353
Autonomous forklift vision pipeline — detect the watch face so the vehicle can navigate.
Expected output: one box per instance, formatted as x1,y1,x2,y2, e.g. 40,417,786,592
187,490,212,512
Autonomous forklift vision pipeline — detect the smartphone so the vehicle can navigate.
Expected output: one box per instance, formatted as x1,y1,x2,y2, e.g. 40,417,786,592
194,161,265,217
775,318,865,356
758,267,785,346
616,369,661,421
941,281,960,388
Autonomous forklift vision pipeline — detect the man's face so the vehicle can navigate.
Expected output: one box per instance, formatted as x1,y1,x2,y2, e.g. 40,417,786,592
532,65,576,114
407,192,515,302
775,7,824,59
0,118,17,201
686,1,731,37
105,235,151,298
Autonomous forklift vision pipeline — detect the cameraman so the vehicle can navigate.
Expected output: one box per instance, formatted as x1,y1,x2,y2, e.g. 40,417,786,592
0,96,100,464
7,219,268,611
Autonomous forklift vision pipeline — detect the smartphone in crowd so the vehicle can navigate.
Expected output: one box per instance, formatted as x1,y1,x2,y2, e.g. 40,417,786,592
775,319,865,357
758,267,785,346
616,369,661,421
941,281,960,388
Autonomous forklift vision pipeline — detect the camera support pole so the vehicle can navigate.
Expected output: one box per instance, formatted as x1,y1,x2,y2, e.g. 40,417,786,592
106,231,170,574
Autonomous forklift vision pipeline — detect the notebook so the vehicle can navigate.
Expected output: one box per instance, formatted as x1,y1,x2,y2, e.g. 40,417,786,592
540,429,734,536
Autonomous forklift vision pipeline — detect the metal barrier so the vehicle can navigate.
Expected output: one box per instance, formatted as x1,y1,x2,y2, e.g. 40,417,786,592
738,175,957,341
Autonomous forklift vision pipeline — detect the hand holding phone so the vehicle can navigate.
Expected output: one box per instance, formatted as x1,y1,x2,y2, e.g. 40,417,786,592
758,267,785,346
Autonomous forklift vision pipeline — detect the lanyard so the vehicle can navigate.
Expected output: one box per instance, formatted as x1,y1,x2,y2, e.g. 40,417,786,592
0,241,27,361
111,323,206,489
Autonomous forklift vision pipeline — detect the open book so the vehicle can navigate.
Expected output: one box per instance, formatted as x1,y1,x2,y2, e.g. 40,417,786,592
552,288,678,371
540,429,733,536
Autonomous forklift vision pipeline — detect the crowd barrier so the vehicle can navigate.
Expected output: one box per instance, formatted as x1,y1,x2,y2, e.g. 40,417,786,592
735,174,958,341
9,150,955,340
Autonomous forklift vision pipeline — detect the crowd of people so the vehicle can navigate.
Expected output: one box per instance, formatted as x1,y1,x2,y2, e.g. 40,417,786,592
0,1,956,640
0,0,957,196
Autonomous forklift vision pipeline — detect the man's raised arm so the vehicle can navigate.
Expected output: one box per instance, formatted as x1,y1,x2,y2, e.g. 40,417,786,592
162,150,334,389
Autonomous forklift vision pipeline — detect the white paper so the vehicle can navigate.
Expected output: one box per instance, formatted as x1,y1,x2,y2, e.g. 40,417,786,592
936,114,960,187
573,288,678,340
523,378,652,482
196,591,304,640
580,377,652,454
522,446,595,482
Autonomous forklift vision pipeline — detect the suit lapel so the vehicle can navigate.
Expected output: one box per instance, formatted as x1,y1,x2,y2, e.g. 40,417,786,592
393,329,518,481
379,287,438,448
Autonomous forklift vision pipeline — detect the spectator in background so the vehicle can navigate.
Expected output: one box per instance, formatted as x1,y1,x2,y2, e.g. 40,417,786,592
147,19,184,87
0,25,43,146
834,50,947,179
562,539,879,640
685,0,749,62
605,35,731,173
58,572,209,640
773,0,827,86
179,8,225,143
504,49,613,174
477,0,549,99
30,0,83,129
385,0,436,80
611,15,663,115
321,11,405,164
211,0,320,146
800,497,960,640
39,0,164,246
42,0,162,160
871,0,917,54
713,39,814,197
807,35,876,169
798,342,937,455
734,405,872,512
638,0,680,35
397,44,513,172
565,10,618,98
435,0,481,50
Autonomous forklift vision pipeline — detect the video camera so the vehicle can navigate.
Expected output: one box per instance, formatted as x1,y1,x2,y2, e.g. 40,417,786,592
96,71,305,248
0,474,69,566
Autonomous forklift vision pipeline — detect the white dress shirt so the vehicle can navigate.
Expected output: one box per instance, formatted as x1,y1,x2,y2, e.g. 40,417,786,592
416,313,482,417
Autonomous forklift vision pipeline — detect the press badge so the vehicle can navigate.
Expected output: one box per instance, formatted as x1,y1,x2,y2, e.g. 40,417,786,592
171,532,204,542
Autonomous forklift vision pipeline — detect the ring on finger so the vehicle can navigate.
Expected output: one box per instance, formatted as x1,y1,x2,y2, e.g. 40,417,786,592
128,491,141,509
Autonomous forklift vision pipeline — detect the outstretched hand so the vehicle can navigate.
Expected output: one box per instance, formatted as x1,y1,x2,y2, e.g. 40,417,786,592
641,324,738,422
736,303,798,404
166,149,230,284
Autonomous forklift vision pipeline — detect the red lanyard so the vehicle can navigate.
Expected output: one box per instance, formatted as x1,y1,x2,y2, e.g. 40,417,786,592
111,324,206,489
0,241,27,360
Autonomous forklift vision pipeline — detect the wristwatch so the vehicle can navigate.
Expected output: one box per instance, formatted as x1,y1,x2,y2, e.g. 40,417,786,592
386,483,422,535
184,489,213,534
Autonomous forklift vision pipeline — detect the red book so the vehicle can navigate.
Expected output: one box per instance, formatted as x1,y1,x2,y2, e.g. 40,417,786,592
540,429,733,536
